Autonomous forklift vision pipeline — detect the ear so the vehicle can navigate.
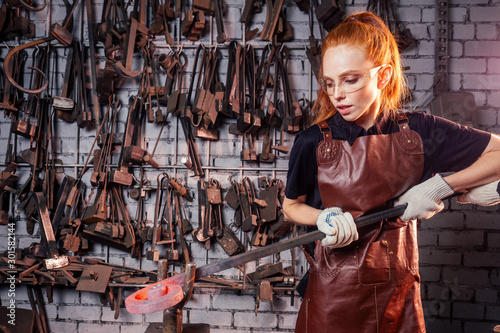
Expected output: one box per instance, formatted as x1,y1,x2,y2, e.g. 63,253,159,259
377,65,393,89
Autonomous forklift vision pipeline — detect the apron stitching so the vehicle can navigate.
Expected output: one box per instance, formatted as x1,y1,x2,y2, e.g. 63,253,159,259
305,298,310,333
355,243,392,286
374,286,379,333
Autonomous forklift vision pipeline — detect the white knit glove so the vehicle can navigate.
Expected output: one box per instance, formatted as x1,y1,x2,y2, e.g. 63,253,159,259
457,180,500,206
394,174,454,222
316,207,359,248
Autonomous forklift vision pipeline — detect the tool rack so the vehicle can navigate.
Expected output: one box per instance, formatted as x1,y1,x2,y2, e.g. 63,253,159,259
0,1,321,331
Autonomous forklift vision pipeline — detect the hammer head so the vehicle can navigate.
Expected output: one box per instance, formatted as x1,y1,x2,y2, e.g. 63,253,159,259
44,255,69,270
51,23,73,45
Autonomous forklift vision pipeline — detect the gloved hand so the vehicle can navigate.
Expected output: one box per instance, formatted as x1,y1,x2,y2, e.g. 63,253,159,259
457,180,500,206
316,207,359,248
394,174,454,222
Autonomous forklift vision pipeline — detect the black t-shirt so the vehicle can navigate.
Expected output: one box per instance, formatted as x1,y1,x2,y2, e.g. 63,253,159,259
285,111,492,210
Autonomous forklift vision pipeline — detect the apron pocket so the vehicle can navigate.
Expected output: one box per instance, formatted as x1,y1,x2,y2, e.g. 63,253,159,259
356,240,391,285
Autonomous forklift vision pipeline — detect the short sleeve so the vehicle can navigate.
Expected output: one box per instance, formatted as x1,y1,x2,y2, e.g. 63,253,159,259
412,113,491,178
284,129,320,200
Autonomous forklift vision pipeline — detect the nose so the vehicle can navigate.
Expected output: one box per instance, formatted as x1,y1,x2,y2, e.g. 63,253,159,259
332,85,345,100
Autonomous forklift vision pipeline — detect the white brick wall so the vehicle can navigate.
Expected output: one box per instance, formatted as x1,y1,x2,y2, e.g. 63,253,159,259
0,0,499,332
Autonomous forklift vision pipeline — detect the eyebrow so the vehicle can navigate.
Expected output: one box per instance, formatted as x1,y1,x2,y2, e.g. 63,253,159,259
322,70,364,80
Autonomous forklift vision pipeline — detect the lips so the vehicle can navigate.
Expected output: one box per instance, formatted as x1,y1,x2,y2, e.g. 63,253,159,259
336,104,352,115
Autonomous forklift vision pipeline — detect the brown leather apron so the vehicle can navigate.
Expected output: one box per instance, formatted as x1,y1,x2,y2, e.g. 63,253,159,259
295,120,426,333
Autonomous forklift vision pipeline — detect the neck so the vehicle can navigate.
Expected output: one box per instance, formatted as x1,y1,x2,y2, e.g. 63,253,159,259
355,103,381,130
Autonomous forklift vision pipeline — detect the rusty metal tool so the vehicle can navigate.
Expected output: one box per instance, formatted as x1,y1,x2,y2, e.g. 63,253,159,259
76,264,113,293
0,162,19,193
3,0,79,94
113,13,149,78
147,173,169,261
126,204,408,314
32,192,70,270
85,0,101,127
174,193,191,263
53,44,76,121
260,0,285,40
74,41,93,128
213,0,226,43
14,0,47,12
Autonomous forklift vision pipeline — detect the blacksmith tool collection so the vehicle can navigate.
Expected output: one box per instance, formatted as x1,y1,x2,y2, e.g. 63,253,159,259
0,0,410,329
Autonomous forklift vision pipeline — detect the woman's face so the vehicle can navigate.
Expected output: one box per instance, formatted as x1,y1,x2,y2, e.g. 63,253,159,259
322,44,383,130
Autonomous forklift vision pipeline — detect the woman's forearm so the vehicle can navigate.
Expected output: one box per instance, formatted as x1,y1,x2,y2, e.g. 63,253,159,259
283,196,322,226
444,134,500,192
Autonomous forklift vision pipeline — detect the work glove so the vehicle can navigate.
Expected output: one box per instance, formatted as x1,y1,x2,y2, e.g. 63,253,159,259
394,174,454,222
316,207,359,248
457,180,500,206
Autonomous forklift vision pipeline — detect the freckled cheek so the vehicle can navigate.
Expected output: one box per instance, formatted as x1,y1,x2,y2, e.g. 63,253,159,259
355,87,378,105
328,95,337,106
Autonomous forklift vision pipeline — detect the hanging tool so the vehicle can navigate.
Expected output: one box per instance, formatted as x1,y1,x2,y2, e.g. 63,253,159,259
32,193,69,269
3,0,79,94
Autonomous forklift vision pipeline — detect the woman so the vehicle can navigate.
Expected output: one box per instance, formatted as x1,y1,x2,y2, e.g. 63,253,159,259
283,12,500,333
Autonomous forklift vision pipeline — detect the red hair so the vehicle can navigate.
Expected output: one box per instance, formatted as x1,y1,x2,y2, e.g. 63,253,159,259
313,12,408,124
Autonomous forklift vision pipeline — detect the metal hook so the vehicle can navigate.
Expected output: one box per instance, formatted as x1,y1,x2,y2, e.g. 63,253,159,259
17,0,47,12
3,36,54,95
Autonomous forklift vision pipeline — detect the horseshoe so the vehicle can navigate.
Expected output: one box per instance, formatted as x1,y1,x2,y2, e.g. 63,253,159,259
125,273,185,314
17,0,47,12
3,36,53,94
